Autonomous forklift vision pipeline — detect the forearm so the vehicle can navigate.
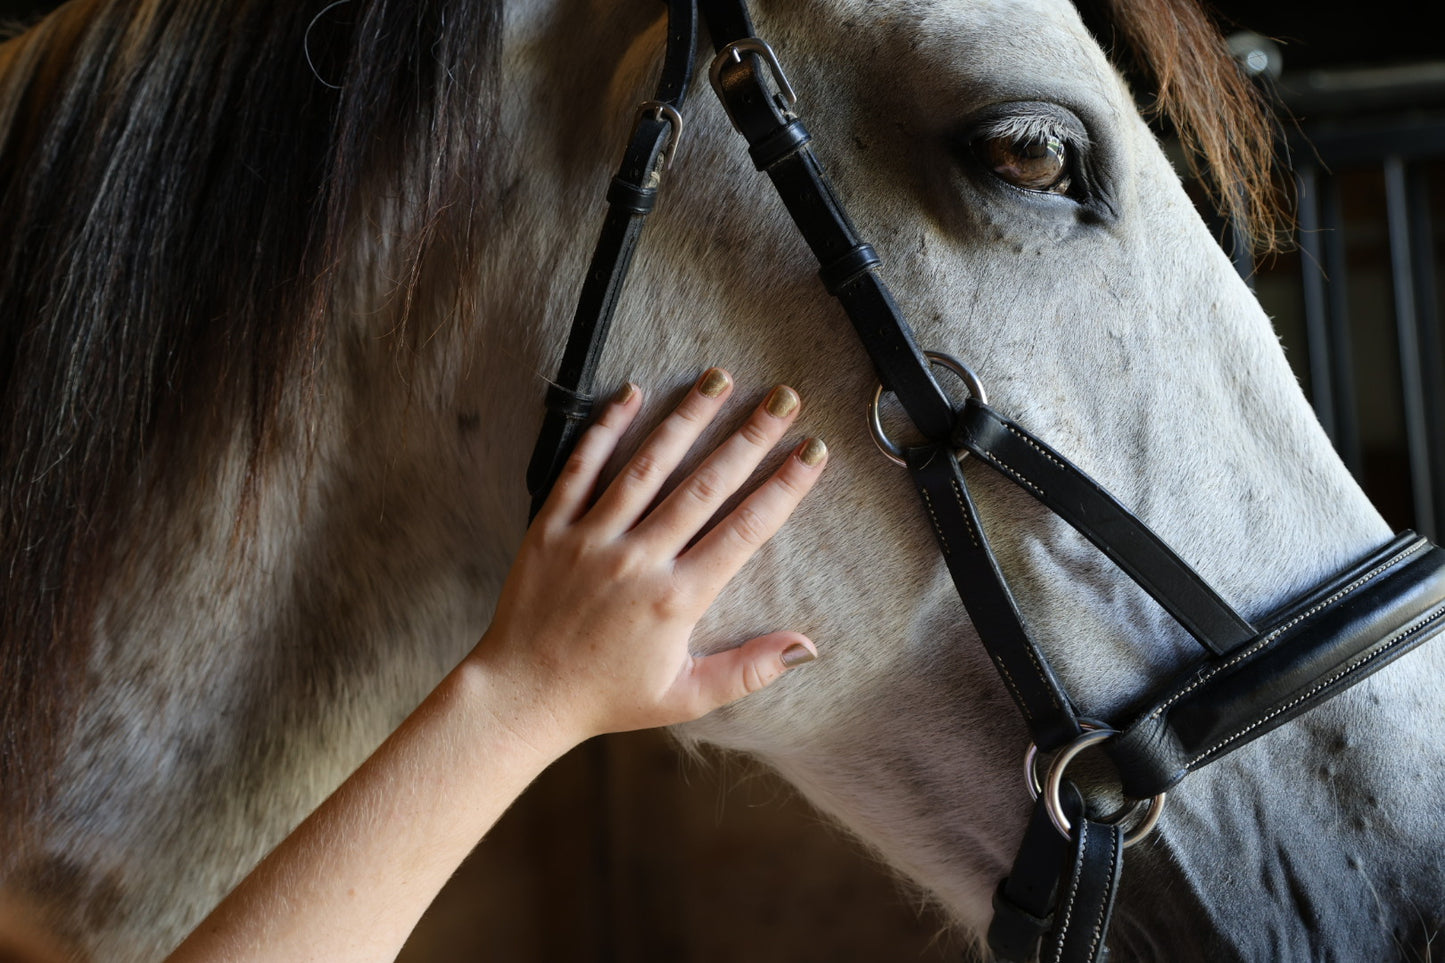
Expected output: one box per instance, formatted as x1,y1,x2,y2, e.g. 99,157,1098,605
166,650,572,963
162,371,825,961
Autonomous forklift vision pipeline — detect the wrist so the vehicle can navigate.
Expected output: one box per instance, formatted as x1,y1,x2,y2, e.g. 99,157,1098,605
451,634,590,765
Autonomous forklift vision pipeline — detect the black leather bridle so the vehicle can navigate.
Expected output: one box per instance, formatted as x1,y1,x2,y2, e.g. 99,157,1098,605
525,2,1445,960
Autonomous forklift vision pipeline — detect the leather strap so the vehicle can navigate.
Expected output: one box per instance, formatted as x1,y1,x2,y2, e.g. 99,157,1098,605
525,0,698,517
1046,816,1123,963
1109,532,1445,797
702,8,956,442
990,785,1122,963
954,399,1256,656
990,788,1082,961
906,445,1081,750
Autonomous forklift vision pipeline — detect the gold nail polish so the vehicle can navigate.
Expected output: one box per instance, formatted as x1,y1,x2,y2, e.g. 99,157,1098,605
613,382,638,405
765,385,800,418
781,644,817,668
698,368,731,398
799,437,827,467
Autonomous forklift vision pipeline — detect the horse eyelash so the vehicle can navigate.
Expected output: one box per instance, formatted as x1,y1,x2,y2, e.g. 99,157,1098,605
976,111,1090,151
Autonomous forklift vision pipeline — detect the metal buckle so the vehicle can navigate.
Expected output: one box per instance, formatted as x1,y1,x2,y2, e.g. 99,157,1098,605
632,100,684,172
1025,727,1166,849
868,352,986,466
709,37,798,107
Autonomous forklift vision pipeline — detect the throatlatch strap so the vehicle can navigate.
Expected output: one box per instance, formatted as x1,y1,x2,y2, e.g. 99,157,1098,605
525,0,698,517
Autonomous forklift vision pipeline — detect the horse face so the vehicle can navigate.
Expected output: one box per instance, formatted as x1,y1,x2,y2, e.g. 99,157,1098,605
489,0,1442,954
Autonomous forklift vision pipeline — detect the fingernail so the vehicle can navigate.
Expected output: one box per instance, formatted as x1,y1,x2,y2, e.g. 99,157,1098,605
764,385,800,419
781,644,817,668
613,381,638,405
698,367,731,398
799,437,827,467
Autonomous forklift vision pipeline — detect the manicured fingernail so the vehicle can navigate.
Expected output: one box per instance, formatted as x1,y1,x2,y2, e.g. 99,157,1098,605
698,368,731,398
764,385,800,418
799,437,827,467
613,382,638,405
781,644,817,668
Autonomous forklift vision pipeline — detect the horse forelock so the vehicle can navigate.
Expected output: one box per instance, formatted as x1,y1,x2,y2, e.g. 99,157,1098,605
1079,0,1286,251
0,0,501,853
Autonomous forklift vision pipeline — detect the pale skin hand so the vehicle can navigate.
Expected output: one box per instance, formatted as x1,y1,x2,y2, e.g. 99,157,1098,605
163,368,827,963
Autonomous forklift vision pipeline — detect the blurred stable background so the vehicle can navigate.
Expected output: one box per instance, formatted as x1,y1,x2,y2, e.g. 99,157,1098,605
2,1,1441,960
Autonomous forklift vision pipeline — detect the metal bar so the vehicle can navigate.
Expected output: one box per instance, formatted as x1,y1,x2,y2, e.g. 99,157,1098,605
1406,164,1445,542
1320,173,1363,478
1296,163,1362,475
1297,165,1338,444
1384,155,1438,539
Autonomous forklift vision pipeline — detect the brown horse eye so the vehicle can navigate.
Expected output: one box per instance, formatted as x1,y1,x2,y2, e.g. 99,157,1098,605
975,134,1071,194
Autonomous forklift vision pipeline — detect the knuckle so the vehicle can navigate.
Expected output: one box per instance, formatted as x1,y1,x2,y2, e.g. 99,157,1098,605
738,417,773,448
741,660,771,697
648,587,686,622
674,399,711,426
729,503,771,548
682,465,726,505
770,469,805,501
559,451,593,480
623,450,666,485
606,543,649,580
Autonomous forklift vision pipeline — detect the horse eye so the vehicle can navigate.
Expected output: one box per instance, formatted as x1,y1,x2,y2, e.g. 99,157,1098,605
974,133,1072,194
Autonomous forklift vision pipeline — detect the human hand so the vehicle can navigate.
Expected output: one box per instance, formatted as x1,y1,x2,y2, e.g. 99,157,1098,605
476,368,827,745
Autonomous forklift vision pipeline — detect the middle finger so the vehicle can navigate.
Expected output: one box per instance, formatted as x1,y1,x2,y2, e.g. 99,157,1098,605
635,384,802,554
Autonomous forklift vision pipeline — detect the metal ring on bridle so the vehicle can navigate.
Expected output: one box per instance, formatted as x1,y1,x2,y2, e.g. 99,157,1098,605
868,351,987,466
708,37,798,106
1024,719,1107,801
1042,727,1167,848
633,101,684,171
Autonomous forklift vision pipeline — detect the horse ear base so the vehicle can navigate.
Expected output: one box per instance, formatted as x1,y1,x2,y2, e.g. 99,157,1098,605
1077,0,1292,254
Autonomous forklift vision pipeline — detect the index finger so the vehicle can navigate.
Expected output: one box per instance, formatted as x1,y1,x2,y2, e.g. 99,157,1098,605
533,383,643,529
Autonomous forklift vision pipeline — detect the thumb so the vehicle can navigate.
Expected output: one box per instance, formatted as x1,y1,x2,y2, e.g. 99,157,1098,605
680,632,818,719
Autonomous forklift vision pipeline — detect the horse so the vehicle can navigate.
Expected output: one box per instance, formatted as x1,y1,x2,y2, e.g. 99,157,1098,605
2,0,1441,959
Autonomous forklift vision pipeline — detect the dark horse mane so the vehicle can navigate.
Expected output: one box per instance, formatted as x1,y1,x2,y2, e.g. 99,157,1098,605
0,0,500,853
0,0,1273,859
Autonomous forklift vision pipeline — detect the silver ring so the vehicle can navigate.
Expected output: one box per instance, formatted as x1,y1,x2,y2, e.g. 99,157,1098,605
868,351,987,466
1042,727,1166,849
1024,719,1107,801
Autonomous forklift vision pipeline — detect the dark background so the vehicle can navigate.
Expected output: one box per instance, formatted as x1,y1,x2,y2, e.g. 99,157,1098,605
4,1,1441,69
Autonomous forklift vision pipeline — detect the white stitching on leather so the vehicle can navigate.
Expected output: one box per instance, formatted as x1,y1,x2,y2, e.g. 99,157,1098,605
1186,604,1445,767
950,478,982,549
1005,422,1067,472
1085,833,1114,963
990,654,1034,721
919,487,950,557
982,450,1045,498
943,471,1059,712
1050,819,1089,963
1146,540,1426,722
